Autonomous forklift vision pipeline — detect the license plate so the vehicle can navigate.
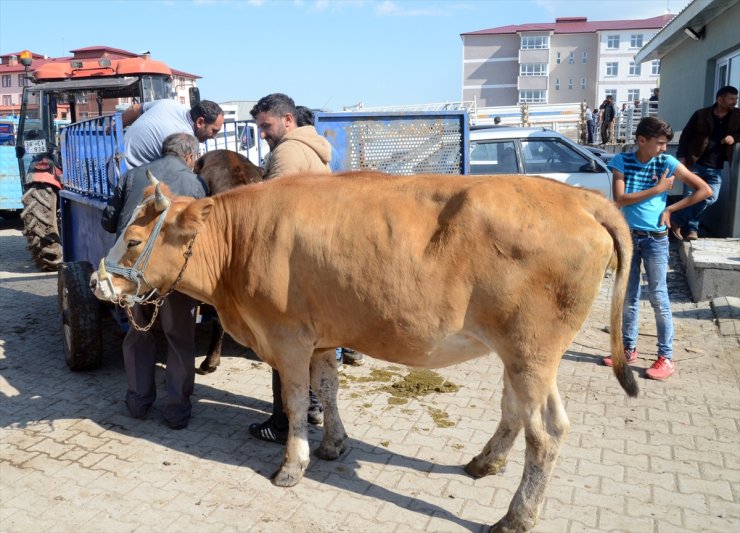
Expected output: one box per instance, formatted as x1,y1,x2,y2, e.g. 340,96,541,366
24,139,47,154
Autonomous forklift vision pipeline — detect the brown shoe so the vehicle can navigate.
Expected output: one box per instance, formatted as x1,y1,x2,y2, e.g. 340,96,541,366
670,223,683,241
686,230,698,241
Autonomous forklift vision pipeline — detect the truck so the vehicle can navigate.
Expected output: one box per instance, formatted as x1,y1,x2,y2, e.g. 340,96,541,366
10,50,180,270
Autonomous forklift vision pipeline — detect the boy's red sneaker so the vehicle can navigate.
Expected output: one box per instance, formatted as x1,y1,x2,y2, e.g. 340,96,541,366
645,356,675,380
602,348,638,367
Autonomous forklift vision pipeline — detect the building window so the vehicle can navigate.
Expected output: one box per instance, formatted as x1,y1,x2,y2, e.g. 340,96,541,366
651,59,660,75
520,63,547,76
605,89,618,101
569,51,574,64
521,36,549,49
606,62,618,76
582,51,588,63
1,75,11,88
581,78,587,90
628,89,640,102
2,95,11,106
630,34,644,48
556,52,561,64
629,62,641,76
17,74,26,87
568,78,573,90
555,79,560,90
607,35,620,49
519,90,546,103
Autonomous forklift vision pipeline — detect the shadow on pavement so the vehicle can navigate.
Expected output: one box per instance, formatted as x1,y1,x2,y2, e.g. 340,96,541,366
0,281,487,533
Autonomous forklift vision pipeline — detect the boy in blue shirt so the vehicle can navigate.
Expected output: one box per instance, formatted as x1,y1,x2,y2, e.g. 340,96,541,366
603,117,711,380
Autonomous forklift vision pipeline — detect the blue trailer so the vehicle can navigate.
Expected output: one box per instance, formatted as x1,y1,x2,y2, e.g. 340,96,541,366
0,118,22,213
56,113,127,370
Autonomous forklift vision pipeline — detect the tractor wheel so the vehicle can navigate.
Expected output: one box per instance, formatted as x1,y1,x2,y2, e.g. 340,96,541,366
21,184,63,271
58,261,103,371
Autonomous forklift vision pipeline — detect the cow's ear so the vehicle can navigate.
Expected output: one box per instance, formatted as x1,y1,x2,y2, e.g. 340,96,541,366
171,198,215,238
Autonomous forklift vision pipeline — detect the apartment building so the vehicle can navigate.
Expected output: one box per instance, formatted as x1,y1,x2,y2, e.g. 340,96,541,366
461,14,674,108
0,46,199,119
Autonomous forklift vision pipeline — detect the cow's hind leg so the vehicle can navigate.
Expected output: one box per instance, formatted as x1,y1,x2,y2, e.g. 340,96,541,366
492,373,569,533
311,348,347,460
465,370,522,478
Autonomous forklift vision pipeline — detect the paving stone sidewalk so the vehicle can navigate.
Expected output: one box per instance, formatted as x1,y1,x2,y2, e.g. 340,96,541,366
1,220,738,533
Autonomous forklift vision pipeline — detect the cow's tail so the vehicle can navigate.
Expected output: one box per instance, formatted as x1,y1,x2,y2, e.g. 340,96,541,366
595,203,638,397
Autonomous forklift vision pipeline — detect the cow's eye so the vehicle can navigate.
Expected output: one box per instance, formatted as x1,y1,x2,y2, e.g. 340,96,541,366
127,240,141,249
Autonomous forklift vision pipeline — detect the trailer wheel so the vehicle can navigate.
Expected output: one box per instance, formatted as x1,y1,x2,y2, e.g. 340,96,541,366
21,184,63,271
58,261,103,371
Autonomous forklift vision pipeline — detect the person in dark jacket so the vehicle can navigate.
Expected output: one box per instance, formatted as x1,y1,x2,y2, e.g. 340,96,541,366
102,133,207,429
599,95,616,144
673,86,739,241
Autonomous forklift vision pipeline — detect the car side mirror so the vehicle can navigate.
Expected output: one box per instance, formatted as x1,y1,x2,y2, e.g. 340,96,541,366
580,159,598,173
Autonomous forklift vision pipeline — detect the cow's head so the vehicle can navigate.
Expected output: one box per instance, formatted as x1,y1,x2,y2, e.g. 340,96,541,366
91,172,213,306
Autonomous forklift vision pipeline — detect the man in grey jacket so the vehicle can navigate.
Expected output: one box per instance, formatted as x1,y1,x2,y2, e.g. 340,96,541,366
102,133,207,429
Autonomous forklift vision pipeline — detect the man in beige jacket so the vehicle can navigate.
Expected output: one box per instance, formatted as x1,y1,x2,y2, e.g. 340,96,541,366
248,93,332,444
251,93,331,180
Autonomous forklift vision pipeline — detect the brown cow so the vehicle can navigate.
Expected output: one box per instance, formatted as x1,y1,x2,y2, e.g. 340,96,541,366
193,149,264,373
91,171,636,532
195,149,264,195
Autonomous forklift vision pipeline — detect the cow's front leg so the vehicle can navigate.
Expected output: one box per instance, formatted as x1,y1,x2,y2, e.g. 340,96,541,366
466,370,522,478
271,363,311,487
311,348,346,460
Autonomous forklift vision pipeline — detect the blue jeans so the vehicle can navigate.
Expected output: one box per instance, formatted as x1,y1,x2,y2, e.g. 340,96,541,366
673,164,723,233
622,234,673,359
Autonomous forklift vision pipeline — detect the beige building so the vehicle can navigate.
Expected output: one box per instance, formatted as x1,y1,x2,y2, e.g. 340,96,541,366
461,15,674,108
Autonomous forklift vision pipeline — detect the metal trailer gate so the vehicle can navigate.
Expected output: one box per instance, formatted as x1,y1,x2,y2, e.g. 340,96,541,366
314,111,469,175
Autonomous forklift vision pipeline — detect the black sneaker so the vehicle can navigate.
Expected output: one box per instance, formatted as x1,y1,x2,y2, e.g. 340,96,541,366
249,417,288,445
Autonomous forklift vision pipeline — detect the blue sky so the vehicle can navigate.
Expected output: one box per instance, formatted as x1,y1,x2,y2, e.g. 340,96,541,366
0,0,684,110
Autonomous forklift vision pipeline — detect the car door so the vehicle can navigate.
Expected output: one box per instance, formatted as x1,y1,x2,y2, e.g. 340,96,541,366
519,138,612,199
469,140,520,175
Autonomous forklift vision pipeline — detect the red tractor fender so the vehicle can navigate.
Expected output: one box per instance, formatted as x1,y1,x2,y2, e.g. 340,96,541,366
27,156,63,190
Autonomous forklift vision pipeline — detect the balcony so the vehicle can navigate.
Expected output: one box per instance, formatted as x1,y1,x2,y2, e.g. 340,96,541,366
518,49,550,63
518,76,549,90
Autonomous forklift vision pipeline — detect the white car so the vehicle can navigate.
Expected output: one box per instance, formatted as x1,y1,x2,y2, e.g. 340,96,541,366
469,127,613,199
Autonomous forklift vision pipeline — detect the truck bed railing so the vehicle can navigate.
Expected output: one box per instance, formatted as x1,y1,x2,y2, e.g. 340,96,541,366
60,113,126,199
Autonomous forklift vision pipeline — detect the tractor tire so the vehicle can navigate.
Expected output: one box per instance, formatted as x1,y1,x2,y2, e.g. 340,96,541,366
58,261,103,371
21,184,63,271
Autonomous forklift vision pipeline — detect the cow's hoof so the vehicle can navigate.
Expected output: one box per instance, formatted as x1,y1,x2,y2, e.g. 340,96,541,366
315,441,345,461
196,363,218,375
270,465,304,487
465,456,506,478
490,515,535,532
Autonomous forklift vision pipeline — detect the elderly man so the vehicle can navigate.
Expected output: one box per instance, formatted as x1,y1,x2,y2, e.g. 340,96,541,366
102,133,207,429
122,99,224,168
